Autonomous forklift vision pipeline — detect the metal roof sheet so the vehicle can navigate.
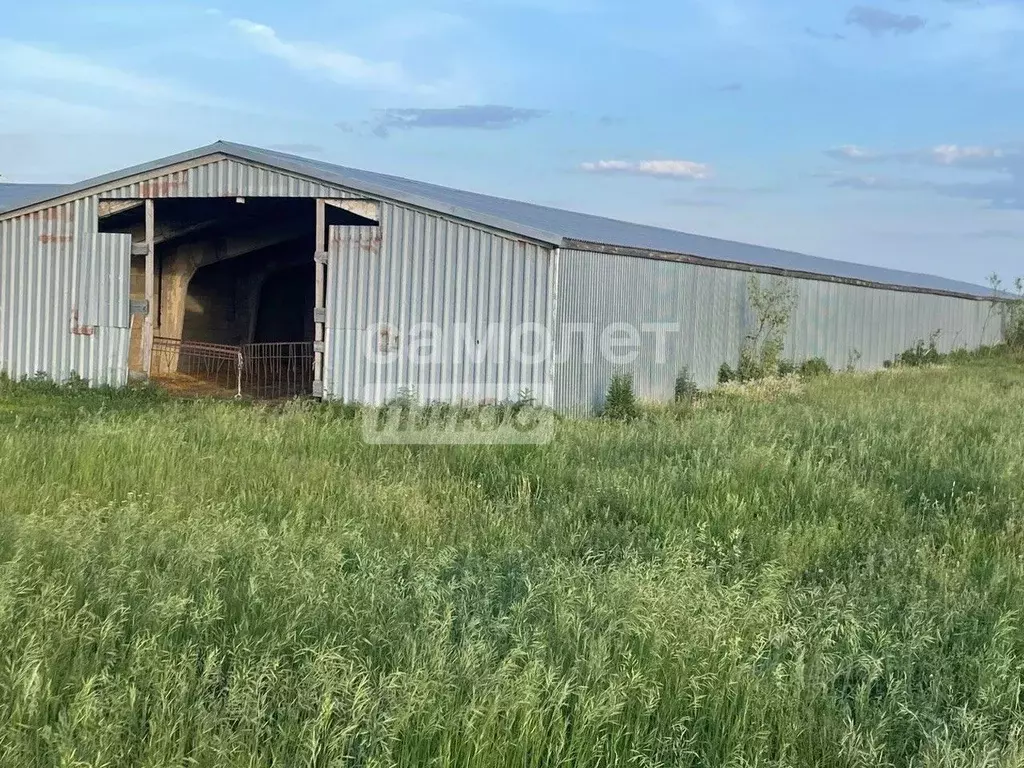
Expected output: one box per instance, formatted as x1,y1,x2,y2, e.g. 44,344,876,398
228,144,1003,299
0,183,69,213
0,141,999,298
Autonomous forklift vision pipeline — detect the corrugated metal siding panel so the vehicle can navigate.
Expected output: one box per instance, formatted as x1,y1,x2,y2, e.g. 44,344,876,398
783,284,999,370
553,250,745,413
0,196,131,386
322,201,553,406
79,233,132,329
104,159,354,199
554,249,1002,414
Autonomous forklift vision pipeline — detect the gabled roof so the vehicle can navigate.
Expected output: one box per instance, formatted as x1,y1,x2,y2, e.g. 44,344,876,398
0,141,999,299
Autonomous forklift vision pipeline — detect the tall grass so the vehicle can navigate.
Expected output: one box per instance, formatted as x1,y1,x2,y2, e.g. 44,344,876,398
1,355,1023,766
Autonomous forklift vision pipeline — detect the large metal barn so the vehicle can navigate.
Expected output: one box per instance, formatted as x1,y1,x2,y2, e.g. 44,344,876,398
0,142,1004,412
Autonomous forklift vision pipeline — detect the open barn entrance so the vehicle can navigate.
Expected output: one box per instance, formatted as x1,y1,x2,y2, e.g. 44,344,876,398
98,196,375,397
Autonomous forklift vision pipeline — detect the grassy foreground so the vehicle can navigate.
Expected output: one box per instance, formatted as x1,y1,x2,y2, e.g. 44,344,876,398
1,356,1024,767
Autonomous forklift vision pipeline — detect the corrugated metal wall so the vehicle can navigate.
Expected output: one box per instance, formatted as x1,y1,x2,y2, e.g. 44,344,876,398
0,197,131,386
102,158,355,200
323,201,555,406
0,157,354,386
553,249,1002,414
1,152,1005,408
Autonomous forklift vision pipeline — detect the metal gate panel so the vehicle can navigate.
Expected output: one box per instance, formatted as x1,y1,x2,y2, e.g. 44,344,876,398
323,225,383,403
77,233,132,330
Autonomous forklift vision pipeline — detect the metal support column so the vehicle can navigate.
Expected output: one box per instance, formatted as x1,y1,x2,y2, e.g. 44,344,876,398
142,199,155,377
312,199,326,398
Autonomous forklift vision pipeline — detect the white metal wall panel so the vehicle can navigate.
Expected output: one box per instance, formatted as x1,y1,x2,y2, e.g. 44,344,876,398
554,249,1003,414
322,201,554,406
0,198,132,386
103,158,355,200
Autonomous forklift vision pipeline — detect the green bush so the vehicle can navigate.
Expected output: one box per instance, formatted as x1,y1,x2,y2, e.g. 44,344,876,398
987,274,1024,350
674,367,698,403
740,275,797,381
798,357,832,378
721,276,798,384
777,359,797,376
603,371,639,420
1006,287,1024,350
736,347,767,383
845,348,863,373
894,331,943,368
1008,319,1024,350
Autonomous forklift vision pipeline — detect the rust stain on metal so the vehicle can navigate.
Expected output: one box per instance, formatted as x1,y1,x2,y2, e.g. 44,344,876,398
137,176,184,197
38,234,73,245
329,231,382,253
34,208,73,222
361,234,383,254
70,309,96,337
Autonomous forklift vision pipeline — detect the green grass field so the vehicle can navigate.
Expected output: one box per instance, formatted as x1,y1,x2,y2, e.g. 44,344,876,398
1,355,1023,767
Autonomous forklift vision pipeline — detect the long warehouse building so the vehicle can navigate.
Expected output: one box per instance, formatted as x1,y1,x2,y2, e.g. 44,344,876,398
0,141,1006,412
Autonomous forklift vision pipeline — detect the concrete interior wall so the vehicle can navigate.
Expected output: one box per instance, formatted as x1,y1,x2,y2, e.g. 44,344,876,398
129,255,146,373
179,240,314,346
253,261,315,344
179,256,246,346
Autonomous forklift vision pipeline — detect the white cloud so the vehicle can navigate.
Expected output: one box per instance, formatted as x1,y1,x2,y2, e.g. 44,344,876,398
826,145,882,162
580,159,714,180
229,18,462,98
0,39,234,109
825,173,925,191
929,144,1005,165
826,142,1013,169
822,141,1024,209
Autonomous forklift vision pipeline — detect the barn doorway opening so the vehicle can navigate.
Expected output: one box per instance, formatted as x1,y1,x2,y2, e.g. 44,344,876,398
253,262,316,343
98,196,376,397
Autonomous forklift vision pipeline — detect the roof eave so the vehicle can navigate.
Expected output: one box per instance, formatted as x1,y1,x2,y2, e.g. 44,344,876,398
564,238,1001,301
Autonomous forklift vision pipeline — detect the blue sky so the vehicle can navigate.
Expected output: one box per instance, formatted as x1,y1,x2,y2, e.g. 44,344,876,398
1,0,1022,286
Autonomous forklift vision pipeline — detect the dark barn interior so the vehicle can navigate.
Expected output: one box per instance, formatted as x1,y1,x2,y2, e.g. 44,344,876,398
98,196,374,395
